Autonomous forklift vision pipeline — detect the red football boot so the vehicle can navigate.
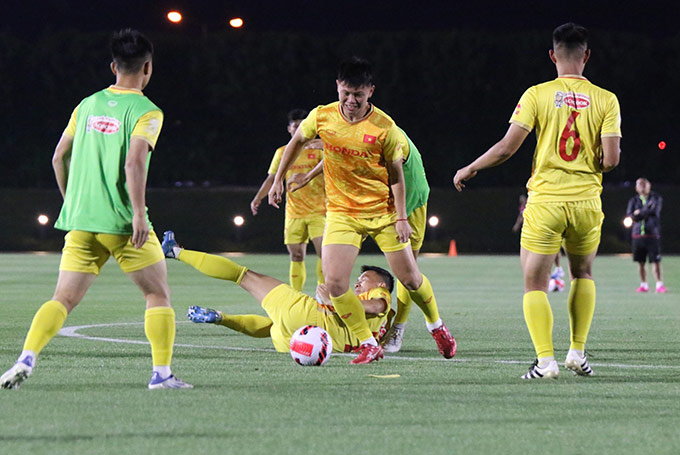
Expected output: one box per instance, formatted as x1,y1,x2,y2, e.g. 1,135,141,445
350,344,384,364
431,324,457,359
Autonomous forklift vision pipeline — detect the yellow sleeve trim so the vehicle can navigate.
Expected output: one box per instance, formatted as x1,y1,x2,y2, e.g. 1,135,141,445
601,133,622,138
131,110,164,150
509,119,532,132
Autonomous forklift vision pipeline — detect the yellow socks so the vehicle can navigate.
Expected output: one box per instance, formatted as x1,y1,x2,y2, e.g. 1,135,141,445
178,249,247,284
289,261,306,291
523,290,554,359
316,258,324,285
394,280,412,325
330,289,374,342
144,307,175,367
568,278,596,351
218,313,273,338
22,300,68,355
407,274,440,324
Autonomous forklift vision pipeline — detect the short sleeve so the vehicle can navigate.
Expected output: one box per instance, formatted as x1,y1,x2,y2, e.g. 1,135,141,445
267,147,284,175
131,110,164,150
509,87,537,132
63,105,80,137
364,287,392,314
383,125,404,163
393,127,410,161
299,107,320,140
601,93,622,138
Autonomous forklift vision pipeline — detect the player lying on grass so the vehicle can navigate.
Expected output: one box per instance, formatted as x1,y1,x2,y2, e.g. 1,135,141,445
162,231,395,355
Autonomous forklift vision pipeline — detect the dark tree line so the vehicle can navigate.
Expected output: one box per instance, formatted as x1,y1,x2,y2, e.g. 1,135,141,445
2,28,678,189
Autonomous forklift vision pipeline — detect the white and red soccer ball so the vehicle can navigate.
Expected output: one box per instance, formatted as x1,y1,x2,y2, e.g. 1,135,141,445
290,325,332,366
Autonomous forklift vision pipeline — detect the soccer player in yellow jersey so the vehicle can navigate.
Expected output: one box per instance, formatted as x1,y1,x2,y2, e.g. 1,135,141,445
250,109,326,292
1,30,191,390
162,231,394,354
269,57,456,364
454,23,621,380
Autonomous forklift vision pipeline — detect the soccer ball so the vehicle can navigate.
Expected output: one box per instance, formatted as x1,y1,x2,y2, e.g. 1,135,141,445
549,278,565,292
289,325,332,366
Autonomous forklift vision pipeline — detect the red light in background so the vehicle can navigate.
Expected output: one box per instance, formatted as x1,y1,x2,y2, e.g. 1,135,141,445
658,141,666,150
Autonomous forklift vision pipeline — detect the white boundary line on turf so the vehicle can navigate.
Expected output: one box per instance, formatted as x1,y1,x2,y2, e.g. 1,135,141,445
58,322,680,370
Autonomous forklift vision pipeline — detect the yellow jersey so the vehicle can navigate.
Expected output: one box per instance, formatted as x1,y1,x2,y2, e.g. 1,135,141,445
299,102,403,218
319,286,392,353
268,145,325,219
510,76,621,202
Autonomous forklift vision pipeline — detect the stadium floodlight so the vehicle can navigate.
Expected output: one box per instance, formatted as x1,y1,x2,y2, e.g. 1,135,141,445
623,216,633,228
229,18,244,28
428,216,439,228
233,215,245,227
37,215,49,225
167,11,183,23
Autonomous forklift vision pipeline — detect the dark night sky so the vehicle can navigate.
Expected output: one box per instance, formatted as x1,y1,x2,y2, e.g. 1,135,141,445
4,0,679,37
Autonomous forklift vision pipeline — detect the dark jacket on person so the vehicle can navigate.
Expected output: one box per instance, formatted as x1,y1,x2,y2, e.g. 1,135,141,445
626,191,662,238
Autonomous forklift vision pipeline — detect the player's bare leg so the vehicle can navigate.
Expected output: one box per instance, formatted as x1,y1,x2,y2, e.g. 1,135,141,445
383,248,421,353
385,248,456,358
310,235,324,285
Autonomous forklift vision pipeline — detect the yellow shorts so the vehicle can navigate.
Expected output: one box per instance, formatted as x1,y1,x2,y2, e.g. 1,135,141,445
322,212,410,253
521,199,603,256
261,284,322,352
408,204,427,251
284,215,326,245
59,230,165,275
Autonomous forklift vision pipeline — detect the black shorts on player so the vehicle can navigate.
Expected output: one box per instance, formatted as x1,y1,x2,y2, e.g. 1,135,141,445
632,237,661,263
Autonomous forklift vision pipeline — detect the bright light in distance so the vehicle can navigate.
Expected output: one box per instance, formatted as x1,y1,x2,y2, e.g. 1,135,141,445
167,11,183,23
658,141,666,150
428,216,440,227
37,215,49,225
229,17,244,28
623,216,633,228
233,215,245,227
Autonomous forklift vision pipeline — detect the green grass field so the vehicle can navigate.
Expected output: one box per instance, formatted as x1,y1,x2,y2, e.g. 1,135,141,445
1,253,679,455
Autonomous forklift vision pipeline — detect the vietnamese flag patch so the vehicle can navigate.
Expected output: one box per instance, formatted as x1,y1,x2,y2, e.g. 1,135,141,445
363,134,376,144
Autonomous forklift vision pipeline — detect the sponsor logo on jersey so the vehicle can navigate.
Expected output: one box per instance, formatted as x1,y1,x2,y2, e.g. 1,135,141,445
86,115,121,134
555,91,590,109
514,103,522,115
363,134,376,144
107,100,118,107
324,143,369,158
307,153,316,159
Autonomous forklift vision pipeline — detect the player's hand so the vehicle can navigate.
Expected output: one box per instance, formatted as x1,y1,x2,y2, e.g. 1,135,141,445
287,173,308,193
395,219,412,243
268,179,284,209
250,199,260,216
131,213,149,249
304,139,324,150
315,284,332,305
453,166,477,192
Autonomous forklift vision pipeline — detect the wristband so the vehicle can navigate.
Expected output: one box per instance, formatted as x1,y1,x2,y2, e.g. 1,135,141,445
396,218,407,222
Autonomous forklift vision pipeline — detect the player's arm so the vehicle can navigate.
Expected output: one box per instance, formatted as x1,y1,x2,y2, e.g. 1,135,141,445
268,128,307,208
387,157,412,243
600,136,620,172
511,211,524,233
453,124,529,191
288,159,324,193
125,138,151,248
52,134,73,198
251,174,275,215
360,297,388,316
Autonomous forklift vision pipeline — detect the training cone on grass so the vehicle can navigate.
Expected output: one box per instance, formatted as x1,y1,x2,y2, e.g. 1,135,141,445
448,240,458,256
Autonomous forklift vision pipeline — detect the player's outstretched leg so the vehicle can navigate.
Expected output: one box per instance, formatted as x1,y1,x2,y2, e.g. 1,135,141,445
0,357,33,390
187,305,222,323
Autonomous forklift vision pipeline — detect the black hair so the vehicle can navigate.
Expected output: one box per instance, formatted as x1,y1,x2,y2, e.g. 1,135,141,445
337,57,374,88
361,265,394,294
111,29,154,74
287,109,308,124
552,23,589,54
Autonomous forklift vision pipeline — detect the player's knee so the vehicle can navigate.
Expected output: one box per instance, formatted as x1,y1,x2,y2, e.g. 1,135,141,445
289,252,305,262
398,273,421,291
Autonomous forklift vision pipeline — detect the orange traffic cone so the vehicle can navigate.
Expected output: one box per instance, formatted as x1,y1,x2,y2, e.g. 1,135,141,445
448,240,458,256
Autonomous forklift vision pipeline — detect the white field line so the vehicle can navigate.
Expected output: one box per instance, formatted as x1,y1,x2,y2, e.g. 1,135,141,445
58,322,680,370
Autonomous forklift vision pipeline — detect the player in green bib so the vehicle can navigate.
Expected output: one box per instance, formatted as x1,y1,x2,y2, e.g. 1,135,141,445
287,127,456,356
1,30,192,390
